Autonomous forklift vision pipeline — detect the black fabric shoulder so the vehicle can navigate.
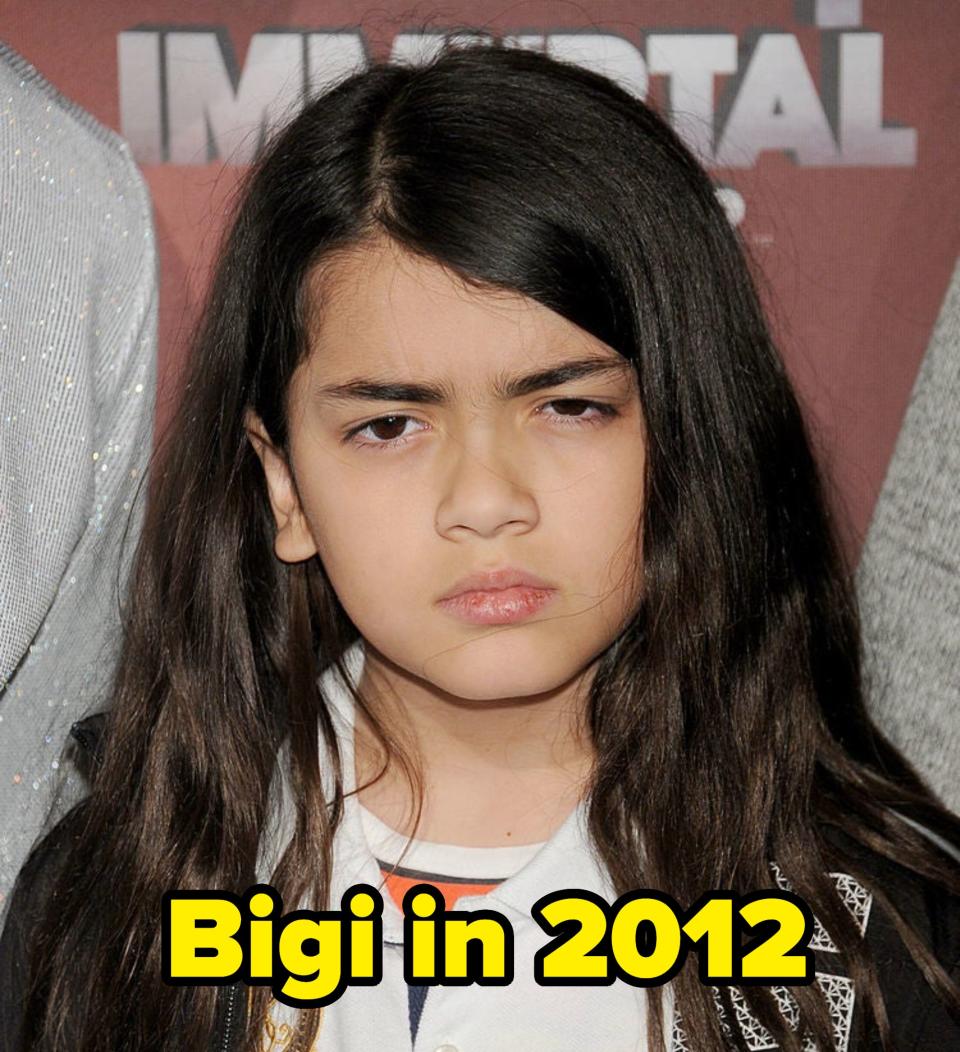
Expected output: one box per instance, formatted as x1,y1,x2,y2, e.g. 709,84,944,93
867,859,960,1048
0,713,106,1050
821,824,960,1048
0,796,245,1052
68,710,108,782
0,800,90,1051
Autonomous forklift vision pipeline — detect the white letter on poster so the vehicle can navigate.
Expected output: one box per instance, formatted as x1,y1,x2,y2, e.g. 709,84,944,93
166,32,303,165
715,34,837,167
306,33,368,96
837,32,915,166
118,30,163,165
646,34,737,163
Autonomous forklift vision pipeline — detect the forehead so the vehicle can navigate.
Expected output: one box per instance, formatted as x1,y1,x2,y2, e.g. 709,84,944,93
303,237,618,386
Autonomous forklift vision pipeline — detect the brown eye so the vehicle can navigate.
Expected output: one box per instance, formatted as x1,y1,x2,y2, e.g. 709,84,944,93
367,416,409,441
540,399,618,425
551,399,592,416
345,414,428,450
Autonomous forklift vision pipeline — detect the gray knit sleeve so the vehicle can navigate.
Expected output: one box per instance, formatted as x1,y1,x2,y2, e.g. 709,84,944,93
858,257,960,814
0,42,157,905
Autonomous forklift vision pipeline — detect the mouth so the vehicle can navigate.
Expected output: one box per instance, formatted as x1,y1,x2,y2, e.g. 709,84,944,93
437,568,558,625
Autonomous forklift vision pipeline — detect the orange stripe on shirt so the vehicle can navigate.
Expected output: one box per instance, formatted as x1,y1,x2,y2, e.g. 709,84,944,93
381,867,500,911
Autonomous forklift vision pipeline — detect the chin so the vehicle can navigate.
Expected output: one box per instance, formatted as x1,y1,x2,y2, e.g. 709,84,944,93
416,631,592,702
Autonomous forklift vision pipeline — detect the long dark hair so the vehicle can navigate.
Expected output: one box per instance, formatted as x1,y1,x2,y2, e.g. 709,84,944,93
14,41,960,1052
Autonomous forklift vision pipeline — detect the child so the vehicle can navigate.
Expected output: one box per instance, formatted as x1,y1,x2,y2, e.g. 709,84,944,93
1,41,958,1052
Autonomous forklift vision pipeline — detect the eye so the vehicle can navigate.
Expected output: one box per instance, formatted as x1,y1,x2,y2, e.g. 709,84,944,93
538,399,619,427
345,414,428,450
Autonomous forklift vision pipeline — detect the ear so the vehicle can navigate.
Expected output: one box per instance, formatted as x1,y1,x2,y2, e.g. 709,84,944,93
244,410,319,563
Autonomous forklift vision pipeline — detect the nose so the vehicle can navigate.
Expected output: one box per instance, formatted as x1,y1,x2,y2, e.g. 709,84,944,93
434,434,540,540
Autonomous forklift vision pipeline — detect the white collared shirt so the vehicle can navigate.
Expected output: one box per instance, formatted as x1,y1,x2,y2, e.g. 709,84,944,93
255,644,883,1052
259,640,659,1052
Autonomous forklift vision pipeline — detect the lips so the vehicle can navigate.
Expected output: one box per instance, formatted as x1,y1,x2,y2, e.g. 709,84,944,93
438,567,556,601
436,567,558,625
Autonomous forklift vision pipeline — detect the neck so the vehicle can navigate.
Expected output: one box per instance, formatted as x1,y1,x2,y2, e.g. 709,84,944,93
352,644,596,847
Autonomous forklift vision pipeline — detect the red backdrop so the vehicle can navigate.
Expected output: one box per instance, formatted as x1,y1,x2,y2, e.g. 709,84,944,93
3,0,957,554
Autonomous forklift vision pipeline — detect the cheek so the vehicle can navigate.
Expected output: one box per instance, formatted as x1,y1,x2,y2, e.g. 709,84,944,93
300,475,423,610
552,450,644,580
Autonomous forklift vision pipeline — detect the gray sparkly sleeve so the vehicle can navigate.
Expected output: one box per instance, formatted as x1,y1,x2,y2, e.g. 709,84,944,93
858,257,960,814
0,42,157,905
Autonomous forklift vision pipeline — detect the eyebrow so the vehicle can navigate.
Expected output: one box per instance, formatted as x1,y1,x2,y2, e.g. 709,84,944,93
313,356,633,406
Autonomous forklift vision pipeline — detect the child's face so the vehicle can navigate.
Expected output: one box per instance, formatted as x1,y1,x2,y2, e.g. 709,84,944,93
250,236,645,702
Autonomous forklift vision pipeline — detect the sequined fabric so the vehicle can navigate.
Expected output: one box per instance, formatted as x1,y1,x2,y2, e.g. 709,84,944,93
857,257,960,815
0,41,156,906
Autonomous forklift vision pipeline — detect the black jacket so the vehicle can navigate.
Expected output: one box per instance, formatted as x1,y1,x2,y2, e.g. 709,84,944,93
1,713,958,1051
0,715,249,1052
